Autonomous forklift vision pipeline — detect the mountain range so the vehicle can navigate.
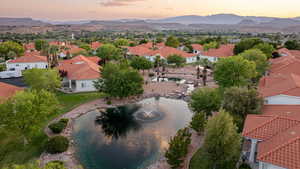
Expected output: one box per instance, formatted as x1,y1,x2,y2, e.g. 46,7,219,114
1,14,300,33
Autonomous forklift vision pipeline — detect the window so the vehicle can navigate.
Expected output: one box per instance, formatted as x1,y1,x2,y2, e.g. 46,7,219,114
16,64,19,67
81,83,85,88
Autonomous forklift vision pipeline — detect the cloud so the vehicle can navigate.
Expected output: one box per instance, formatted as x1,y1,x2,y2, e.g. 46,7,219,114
99,0,144,7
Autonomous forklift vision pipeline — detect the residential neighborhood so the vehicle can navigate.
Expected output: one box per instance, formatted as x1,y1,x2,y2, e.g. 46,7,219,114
1,1,300,169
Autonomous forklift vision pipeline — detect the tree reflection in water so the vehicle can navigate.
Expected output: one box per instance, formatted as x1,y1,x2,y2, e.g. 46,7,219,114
95,105,141,140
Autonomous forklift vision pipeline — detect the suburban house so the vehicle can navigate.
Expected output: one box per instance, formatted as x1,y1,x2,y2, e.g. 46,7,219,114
197,44,235,62
191,44,204,55
23,42,35,52
242,105,300,169
0,82,23,102
269,49,300,76
127,42,198,63
6,53,48,71
258,73,300,105
59,45,85,58
90,41,103,55
241,48,300,169
57,55,101,92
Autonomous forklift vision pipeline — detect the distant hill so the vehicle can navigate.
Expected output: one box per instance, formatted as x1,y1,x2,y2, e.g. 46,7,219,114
1,14,300,33
149,14,296,25
0,17,48,26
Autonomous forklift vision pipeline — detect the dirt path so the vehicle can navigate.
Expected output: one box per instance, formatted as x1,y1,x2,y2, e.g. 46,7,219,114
183,130,204,169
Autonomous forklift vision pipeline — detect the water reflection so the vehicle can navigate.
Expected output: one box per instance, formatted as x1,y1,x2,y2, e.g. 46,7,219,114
73,97,192,169
95,105,141,140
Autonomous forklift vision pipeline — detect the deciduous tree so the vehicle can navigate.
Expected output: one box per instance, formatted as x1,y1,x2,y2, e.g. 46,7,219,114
239,49,268,77
130,56,153,74
94,62,144,98
0,41,24,60
222,87,263,130
167,54,185,67
190,87,221,116
0,90,58,145
214,56,256,88
165,36,180,48
35,39,48,51
96,44,121,64
234,38,263,55
253,43,275,59
201,110,241,169
23,68,61,91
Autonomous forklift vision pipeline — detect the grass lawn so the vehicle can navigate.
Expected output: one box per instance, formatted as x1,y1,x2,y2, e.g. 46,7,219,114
189,148,208,169
0,91,104,168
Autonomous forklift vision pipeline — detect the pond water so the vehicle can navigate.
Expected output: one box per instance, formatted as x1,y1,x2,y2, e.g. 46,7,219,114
72,97,192,169
151,77,186,84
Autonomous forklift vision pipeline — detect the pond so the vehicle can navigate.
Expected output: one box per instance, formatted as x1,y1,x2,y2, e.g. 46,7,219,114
151,77,186,84
72,97,192,169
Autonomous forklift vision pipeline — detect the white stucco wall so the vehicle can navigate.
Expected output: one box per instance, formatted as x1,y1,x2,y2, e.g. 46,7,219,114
74,79,97,92
259,162,287,169
186,56,198,63
198,55,218,62
265,94,300,105
6,62,48,71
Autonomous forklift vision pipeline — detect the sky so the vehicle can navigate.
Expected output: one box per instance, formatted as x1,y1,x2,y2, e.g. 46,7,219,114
1,0,300,21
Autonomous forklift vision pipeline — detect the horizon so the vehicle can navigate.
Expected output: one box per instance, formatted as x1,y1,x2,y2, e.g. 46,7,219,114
1,0,300,21
1,13,300,22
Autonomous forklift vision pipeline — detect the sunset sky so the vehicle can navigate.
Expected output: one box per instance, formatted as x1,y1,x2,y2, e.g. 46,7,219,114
1,0,300,20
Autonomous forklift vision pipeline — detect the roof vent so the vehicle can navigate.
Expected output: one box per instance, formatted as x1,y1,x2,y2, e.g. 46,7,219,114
290,131,296,135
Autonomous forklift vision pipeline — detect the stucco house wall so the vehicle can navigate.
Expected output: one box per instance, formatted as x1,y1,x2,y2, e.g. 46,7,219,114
259,162,287,169
74,79,97,92
6,62,48,71
265,94,300,105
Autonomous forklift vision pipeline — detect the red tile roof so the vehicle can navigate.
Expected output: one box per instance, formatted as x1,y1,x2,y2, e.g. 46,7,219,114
262,105,300,120
64,45,85,55
57,55,101,80
270,49,300,75
127,46,153,56
151,46,196,58
24,43,35,50
8,55,47,63
139,42,165,49
243,115,300,140
91,42,102,50
191,44,204,51
127,43,196,58
258,73,300,97
257,125,300,169
202,44,234,58
0,82,23,101
243,103,300,169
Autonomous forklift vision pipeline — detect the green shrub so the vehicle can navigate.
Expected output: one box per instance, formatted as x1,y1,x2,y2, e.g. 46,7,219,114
148,72,155,77
45,136,69,154
59,118,69,124
48,119,69,134
45,160,66,169
239,163,252,169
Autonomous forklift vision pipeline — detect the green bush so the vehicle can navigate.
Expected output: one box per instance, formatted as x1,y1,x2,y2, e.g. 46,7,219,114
45,136,69,154
48,119,69,134
148,72,155,77
45,160,66,169
239,163,252,169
